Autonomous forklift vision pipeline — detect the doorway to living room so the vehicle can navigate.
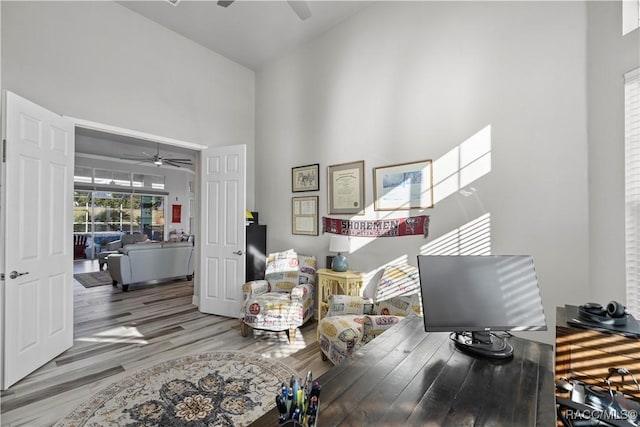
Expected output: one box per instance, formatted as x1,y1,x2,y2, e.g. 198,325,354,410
72,124,199,273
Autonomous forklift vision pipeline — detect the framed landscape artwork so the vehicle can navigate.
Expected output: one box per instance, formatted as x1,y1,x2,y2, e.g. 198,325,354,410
373,159,434,211
328,160,365,215
292,163,319,192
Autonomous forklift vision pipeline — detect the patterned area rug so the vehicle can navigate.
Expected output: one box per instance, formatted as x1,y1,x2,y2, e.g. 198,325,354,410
73,271,113,288
55,352,297,426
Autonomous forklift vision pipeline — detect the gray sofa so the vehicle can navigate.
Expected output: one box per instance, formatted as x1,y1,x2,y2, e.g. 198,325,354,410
98,233,148,270
107,241,194,291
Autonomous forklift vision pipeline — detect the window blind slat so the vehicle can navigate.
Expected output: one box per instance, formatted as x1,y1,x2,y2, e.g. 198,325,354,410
625,67,640,316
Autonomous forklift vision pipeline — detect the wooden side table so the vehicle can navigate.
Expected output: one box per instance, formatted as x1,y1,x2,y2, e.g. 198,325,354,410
316,268,365,320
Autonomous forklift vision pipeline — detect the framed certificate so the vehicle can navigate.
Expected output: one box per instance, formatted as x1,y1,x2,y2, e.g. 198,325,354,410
327,160,365,215
292,196,318,235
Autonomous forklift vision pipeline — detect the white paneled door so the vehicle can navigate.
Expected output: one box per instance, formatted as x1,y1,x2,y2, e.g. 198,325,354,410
199,144,246,318
1,91,74,389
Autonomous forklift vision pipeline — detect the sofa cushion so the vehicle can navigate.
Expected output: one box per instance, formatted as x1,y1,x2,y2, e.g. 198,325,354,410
327,295,375,317
121,233,148,246
242,284,314,331
120,242,160,254
374,264,420,303
376,294,422,317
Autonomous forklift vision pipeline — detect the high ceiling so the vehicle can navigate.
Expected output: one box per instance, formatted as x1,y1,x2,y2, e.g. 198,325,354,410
117,0,373,71
77,1,374,168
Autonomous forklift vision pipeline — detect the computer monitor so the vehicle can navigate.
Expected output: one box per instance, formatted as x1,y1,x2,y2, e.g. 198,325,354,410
417,255,547,359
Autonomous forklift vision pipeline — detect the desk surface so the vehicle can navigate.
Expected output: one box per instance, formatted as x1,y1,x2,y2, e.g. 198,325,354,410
250,315,555,426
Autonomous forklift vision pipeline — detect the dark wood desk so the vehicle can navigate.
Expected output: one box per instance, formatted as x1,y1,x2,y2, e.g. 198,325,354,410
251,315,555,426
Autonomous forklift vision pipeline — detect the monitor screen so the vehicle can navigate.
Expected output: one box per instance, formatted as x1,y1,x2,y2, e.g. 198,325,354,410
417,255,547,333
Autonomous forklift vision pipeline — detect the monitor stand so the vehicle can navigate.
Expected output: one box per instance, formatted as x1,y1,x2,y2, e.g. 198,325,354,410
453,331,514,359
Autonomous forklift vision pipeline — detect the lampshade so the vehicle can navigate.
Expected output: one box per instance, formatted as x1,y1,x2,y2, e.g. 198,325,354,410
329,235,350,253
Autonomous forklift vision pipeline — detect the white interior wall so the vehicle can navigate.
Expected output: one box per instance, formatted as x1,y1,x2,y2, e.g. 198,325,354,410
587,1,640,308
0,1,256,209
256,1,592,344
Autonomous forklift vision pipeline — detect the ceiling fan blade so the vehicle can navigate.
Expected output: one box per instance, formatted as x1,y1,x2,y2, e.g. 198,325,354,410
164,160,183,168
120,155,152,161
287,0,311,21
134,160,153,166
164,158,192,163
217,0,234,7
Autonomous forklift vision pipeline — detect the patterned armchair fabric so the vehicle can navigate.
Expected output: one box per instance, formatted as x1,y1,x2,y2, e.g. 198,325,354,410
240,250,317,343
317,264,422,365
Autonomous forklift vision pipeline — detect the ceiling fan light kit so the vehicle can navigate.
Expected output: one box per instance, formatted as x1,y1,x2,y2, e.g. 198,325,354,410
214,0,311,21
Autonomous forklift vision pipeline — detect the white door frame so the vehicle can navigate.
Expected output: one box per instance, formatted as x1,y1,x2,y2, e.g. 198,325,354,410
67,117,208,307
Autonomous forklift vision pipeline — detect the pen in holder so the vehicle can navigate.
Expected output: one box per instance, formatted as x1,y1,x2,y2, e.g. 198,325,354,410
276,371,320,426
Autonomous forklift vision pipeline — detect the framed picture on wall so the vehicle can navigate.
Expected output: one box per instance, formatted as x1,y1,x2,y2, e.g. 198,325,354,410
292,163,320,192
292,196,319,235
373,159,434,211
328,160,365,215
171,204,182,223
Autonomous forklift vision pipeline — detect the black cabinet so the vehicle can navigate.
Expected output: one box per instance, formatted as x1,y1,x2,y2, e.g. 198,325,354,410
246,221,267,282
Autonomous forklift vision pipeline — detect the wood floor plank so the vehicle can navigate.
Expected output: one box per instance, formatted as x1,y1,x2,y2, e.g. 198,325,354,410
0,262,332,426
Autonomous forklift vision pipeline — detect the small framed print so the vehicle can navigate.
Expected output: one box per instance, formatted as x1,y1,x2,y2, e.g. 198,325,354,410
292,163,320,192
373,159,434,211
171,204,182,223
292,196,318,235
327,160,365,215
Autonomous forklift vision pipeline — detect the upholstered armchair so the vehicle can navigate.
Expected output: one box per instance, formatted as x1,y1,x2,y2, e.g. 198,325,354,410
240,250,316,344
317,264,423,365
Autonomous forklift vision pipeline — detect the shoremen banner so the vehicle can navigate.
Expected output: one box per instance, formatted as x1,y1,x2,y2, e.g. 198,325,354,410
323,215,430,238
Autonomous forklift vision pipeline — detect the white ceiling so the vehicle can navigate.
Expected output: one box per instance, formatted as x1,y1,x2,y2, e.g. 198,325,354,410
75,126,198,170
77,0,373,166
116,0,374,71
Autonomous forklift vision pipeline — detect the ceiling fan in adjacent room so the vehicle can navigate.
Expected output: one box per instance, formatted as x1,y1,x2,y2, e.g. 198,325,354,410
217,0,312,21
120,143,193,168
166,0,312,21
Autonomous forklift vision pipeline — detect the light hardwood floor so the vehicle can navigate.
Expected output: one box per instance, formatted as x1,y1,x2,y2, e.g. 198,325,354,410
0,260,332,426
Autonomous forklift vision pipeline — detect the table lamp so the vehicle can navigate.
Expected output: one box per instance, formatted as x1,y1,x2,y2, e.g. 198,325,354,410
329,235,350,272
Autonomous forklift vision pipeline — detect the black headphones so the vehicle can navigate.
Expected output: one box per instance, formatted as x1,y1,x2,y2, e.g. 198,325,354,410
578,301,628,326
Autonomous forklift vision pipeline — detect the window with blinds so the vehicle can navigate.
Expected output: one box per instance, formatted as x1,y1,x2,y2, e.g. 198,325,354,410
625,67,640,316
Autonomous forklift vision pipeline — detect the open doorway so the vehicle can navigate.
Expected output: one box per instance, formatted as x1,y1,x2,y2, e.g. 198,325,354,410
71,123,201,276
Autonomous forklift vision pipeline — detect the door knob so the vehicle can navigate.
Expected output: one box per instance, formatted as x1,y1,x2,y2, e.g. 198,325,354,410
233,250,243,255
9,271,29,279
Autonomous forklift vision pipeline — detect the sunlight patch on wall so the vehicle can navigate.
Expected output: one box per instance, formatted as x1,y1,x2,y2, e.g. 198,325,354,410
420,213,491,255
433,125,491,204
339,126,491,257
